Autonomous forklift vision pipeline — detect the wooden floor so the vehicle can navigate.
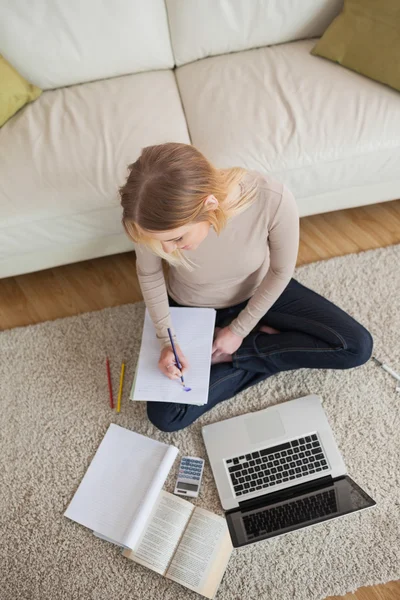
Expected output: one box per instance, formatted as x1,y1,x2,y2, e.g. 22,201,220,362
1,199,399,600
1,199,400,331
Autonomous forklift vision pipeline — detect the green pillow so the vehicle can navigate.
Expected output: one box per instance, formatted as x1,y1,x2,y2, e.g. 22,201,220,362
0,55,42,127
311,0,400,92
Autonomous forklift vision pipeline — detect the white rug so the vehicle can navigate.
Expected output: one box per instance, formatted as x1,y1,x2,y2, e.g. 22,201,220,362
1,245,399,600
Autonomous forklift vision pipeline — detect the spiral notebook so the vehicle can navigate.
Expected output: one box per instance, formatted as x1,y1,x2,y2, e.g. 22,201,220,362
131,307,216,406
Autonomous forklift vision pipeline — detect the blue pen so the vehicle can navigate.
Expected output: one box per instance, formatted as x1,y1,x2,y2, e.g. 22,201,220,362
167,328,191,391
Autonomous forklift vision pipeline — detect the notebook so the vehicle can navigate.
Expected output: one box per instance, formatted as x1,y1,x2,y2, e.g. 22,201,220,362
64,424,178,548
131,307,216,406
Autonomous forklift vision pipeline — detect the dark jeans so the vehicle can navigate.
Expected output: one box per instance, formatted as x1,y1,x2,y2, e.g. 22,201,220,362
147,278,373,432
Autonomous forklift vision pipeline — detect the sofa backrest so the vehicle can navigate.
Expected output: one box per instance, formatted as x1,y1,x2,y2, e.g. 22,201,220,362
166,0,343,66
0,0,174,89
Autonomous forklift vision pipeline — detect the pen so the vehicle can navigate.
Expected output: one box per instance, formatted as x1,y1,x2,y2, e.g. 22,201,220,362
167,327,186,388
372,356,400,382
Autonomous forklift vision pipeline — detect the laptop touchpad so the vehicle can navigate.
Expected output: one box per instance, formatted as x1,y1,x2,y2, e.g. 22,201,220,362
244,409,285,445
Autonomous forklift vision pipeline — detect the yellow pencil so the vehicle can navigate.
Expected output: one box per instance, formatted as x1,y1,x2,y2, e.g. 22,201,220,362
116,362,125,413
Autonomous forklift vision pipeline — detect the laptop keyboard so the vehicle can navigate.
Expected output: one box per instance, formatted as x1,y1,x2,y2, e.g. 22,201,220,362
243,488,337,539
226,434,329,497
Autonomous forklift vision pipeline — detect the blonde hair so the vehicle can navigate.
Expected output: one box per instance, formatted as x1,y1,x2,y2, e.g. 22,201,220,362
120,143,257,267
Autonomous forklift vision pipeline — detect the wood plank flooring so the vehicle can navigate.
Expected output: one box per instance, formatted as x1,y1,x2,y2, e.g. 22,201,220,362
1,199,399,600
1,199,399,331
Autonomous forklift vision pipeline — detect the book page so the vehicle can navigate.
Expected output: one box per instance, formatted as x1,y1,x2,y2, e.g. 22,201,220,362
123,445,178,549
95,447,178,548
64,424,177,548
123,491,194,575
131,307,216,406
166,507,233,599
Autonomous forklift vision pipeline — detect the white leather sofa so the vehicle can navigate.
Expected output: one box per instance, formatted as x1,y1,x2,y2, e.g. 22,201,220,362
1,0,399,279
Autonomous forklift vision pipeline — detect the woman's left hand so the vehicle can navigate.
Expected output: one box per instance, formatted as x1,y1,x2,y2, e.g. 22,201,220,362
212,326,243,357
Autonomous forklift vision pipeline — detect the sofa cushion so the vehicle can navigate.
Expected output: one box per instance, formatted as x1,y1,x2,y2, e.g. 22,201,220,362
311,0,400,92
0,0,174,89
0,55,42,126
0,70,190,278
166,0,343,66
176,39,400,216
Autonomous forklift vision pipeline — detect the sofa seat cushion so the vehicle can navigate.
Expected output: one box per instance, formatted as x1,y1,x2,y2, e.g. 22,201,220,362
0,69,190,278
176,39,400,216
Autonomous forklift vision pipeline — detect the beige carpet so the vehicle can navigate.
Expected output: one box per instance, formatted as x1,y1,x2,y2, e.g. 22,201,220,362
1,245,400,600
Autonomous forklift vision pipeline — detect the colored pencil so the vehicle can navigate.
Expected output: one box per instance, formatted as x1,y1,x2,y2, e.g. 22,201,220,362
106,357,113,409
116,362,125,413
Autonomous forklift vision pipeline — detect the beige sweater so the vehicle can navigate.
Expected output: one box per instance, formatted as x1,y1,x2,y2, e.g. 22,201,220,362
135,171,300,347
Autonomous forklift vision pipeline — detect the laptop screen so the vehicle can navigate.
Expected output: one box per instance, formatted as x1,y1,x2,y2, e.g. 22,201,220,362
226,475,375,548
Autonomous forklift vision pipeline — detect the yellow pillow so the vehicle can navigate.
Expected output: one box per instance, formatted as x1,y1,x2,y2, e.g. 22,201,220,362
0,55,42,126
311,0,400,92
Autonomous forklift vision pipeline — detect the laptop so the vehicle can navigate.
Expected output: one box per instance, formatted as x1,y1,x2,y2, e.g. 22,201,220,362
202,394,376,548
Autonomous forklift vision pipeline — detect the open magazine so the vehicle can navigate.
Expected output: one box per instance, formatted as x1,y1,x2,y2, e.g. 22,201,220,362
123,490,233,599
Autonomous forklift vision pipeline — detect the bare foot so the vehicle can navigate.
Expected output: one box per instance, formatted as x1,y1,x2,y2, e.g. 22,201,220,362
211,353,233,364
259,325,280,334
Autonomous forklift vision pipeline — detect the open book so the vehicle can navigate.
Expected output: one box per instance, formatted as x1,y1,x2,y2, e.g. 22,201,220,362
64,424,178,549
131,307,216,406
123,490,233,600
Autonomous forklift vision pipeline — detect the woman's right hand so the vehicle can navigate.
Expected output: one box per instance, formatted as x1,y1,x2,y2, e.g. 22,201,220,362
158,345,189,380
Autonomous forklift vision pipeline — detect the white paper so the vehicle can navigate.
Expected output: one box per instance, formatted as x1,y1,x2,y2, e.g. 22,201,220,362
64,424,178,548
131,307,216,406
123,491,194,575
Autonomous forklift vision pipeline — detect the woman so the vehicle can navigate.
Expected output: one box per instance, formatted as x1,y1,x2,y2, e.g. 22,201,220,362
120,143,373,432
